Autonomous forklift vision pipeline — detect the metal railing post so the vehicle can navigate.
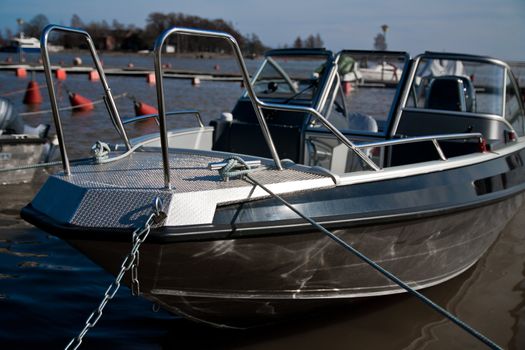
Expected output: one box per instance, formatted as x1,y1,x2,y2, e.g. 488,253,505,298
40,24,132,176
153,27,284,189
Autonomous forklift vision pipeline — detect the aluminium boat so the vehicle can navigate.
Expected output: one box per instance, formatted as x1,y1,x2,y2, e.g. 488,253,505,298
0,97,54,185
21,25,525,328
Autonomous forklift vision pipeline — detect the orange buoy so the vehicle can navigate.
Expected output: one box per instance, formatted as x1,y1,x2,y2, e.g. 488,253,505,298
146,73,156,84
134,101,158,116
55,68,67,81
88,70,100,81
68,92,94,111
23,81,43,104
16,67,27,78
342,81,353,96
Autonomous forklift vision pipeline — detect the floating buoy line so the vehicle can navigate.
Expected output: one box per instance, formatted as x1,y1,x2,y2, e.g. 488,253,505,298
18,92,128,116
0,81,47,97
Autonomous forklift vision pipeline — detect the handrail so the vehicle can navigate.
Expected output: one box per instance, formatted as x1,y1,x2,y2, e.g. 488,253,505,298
356,133,483,149
153,27,283,189
253,101,381,171
357,132,484,163
40,24,131,176
122,109,204,127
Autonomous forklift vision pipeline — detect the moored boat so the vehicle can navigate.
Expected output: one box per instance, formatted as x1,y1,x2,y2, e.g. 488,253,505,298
0,34,41,53
21,25,525,329
0,97,54,185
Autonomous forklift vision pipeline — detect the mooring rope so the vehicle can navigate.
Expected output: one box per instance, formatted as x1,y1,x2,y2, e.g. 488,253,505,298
216,157,502,350
217,155,263,181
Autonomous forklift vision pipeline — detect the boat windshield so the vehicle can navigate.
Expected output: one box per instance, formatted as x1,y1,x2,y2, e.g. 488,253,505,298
249,53,331,104
407,57,506,116
333,51,408,135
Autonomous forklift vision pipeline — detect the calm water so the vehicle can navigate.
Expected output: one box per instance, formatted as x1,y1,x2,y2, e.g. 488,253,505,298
1,52,525,349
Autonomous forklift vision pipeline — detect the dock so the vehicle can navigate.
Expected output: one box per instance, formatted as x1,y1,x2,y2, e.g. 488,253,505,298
0,63,245,82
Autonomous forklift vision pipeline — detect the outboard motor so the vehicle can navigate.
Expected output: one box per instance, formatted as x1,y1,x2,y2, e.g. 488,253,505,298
0,97,49,137
0,97,16,135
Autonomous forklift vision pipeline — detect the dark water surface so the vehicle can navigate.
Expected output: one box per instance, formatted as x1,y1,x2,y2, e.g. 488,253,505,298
1,53,525,349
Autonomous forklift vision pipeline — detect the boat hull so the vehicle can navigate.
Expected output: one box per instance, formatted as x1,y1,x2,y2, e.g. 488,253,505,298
21,143,525,327
62,192,522,327
0,137,48,184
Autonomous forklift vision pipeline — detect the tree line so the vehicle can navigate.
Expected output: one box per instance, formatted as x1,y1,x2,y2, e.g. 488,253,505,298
0,13,324,56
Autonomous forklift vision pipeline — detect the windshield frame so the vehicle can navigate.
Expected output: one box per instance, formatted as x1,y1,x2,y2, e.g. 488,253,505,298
390,52,525,137
242,49,335,108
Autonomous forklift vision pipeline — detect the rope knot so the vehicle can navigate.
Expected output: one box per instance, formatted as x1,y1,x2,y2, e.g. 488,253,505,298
208,156,261,182
91,141,111,163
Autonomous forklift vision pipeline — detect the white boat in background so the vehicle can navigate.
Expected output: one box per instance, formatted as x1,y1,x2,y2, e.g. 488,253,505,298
3,34,41,53
339,54,403,84
359,61,402,82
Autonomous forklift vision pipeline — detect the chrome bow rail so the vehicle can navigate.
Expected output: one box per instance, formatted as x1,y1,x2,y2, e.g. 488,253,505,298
122,109,204,128
357,132,484,161
153,27,284,188
153,27,382,188
40,24,131,176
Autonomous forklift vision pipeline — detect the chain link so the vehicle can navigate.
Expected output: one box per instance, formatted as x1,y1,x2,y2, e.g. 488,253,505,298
131,245,140,296
65,205,163,350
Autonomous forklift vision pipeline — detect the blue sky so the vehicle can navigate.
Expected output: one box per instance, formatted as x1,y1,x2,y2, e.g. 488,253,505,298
1,0,524,60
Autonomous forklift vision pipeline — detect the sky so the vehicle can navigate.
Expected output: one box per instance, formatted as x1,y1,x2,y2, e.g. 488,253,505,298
1,0,524,61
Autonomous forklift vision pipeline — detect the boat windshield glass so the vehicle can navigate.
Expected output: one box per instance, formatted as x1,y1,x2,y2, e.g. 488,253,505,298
334,51,408,134
406,57,506,116
250,54,330,104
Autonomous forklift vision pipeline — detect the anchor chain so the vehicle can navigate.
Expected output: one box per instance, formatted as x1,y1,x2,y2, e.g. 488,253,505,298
65,198,166,350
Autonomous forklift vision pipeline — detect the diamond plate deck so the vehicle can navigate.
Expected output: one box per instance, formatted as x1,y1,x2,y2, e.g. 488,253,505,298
32,149,336,228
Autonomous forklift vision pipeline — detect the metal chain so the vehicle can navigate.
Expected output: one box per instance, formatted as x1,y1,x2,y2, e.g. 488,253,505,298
131,233,141,296
65,199,165,350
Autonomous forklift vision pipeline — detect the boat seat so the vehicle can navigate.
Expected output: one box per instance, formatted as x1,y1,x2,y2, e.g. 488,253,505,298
341,113,379,173
347,112,378,133
425,75,476,113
